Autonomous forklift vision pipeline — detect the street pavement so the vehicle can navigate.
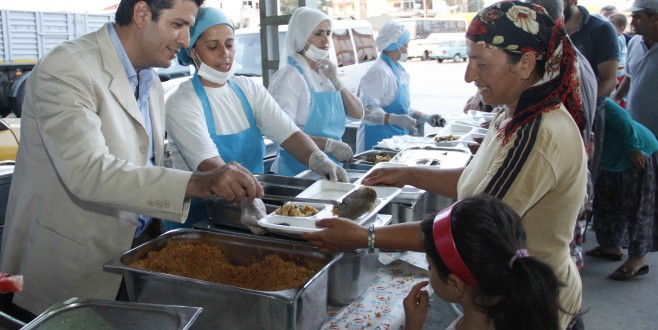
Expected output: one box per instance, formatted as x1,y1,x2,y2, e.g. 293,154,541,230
422,227,658,330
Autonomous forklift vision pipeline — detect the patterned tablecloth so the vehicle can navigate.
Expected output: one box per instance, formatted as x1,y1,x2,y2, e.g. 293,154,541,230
322,251,430,330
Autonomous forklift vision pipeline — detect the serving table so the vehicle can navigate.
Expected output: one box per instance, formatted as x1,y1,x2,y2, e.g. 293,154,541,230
322,251,429,329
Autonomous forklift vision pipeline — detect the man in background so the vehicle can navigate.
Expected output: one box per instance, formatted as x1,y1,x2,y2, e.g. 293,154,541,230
614,0,658,138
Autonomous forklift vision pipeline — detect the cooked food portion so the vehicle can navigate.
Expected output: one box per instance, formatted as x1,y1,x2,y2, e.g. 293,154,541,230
363,153,393,164
332,187,378,220
275,202,319,216
131,242,322,291
435,134,457,142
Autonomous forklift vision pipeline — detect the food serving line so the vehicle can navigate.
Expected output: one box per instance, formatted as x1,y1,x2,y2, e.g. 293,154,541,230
21,115,490,329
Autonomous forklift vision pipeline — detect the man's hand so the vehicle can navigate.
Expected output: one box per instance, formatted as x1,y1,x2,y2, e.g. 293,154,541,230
186,162,263,203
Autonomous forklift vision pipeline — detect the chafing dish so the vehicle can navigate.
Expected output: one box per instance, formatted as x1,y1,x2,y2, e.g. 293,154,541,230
104,229,338,330
22,298,202,330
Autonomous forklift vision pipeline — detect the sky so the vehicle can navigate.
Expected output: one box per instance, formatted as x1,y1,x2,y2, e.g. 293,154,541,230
0,0,118,13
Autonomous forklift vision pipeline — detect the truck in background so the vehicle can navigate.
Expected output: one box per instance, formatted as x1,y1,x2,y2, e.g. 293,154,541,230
0,9,115,117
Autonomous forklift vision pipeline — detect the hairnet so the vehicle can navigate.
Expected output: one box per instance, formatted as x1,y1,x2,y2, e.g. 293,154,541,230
376,20,410,51
279,7,330,69
177,7,234,66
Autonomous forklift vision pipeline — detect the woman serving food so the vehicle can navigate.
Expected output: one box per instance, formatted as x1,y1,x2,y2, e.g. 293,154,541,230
164,7,348,232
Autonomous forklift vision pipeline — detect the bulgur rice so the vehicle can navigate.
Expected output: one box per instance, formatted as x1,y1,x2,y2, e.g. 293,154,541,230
130,241,321,291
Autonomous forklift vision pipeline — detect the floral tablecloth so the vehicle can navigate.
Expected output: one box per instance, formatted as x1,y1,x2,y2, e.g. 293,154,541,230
322,251,430,330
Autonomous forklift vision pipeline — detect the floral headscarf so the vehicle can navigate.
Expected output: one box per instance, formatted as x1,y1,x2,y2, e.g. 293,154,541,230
466,1,584,143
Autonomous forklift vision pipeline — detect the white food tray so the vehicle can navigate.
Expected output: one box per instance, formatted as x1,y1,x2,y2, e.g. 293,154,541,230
258,180,401,235
354,162,425,199
433,123,489,147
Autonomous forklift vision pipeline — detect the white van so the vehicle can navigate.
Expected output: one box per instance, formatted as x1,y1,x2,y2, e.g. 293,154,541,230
233,19,378,94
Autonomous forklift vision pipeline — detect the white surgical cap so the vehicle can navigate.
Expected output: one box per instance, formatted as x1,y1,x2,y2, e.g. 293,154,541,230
376,20,410,51
280,7,330,69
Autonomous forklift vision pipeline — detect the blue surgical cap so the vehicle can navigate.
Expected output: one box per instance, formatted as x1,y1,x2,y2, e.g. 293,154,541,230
384,29,410,51
177,7,235,66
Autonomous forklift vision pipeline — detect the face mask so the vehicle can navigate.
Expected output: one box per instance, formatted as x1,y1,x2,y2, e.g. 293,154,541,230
194,52,240,84
304,43,330,62
399,50,408,62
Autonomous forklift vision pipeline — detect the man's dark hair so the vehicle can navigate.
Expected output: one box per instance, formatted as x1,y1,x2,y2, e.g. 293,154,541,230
115,0,205,26
525,0,564,20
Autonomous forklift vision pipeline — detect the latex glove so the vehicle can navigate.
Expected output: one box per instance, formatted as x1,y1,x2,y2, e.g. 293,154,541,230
240,198,267,235
325,138,353,162
308,150,349,182
389,114,419,135
317,58,342,89
418,113,446,127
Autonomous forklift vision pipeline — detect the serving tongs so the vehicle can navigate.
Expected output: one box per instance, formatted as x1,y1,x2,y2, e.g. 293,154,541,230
263,195,341,207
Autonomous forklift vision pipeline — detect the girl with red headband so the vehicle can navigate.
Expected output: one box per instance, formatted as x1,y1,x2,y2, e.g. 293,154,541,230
403,194,562,330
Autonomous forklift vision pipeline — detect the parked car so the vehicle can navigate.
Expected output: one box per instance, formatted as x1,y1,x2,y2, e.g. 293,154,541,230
428,33,468,63
408,33,467,63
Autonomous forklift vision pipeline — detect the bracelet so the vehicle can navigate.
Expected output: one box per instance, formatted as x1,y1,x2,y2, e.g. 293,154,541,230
367,224,376,253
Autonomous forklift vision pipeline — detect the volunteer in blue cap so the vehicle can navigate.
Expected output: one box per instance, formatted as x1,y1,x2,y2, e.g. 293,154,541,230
164,7,347,233
268,7,364,177
356,20,445,153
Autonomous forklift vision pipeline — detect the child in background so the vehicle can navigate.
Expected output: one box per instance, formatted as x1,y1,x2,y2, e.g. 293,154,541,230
608,13,629,108
403,194,563,330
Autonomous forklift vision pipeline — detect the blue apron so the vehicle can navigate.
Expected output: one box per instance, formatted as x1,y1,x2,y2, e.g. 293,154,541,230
362,53,411,151
276,57,346,176
164,75,265,231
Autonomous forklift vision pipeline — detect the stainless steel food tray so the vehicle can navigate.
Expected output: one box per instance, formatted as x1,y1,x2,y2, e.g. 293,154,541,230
22,298,202,330
104,229,338,330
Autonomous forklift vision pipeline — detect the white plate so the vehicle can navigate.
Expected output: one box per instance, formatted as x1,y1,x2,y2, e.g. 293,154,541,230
295,180,354,200
258,180,401,235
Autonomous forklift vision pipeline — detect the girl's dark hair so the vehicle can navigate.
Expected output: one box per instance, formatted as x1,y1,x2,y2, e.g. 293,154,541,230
115,0,206,26
421,194,561,330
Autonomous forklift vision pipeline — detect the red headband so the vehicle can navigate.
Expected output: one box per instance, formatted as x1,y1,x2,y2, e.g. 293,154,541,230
433,204,478,288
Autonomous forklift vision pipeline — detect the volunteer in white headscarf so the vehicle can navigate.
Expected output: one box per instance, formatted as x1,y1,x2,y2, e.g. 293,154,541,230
164,7,347,233
269,7,364,177
356,20,445,153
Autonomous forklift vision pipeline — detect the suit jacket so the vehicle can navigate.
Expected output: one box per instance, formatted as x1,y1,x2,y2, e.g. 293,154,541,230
0,25,192,314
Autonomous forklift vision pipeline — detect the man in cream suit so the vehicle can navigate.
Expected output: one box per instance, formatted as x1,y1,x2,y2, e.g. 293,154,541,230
0,0,263,317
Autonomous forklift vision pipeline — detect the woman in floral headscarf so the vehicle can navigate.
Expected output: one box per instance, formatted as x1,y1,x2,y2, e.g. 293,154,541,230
302,2,588,329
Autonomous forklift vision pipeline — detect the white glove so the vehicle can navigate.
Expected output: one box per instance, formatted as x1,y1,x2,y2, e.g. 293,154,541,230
240,198,267,235
325,138,354,162
418,113,446,127
308,150,349,182
317,58,343,89
389,114,419,135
